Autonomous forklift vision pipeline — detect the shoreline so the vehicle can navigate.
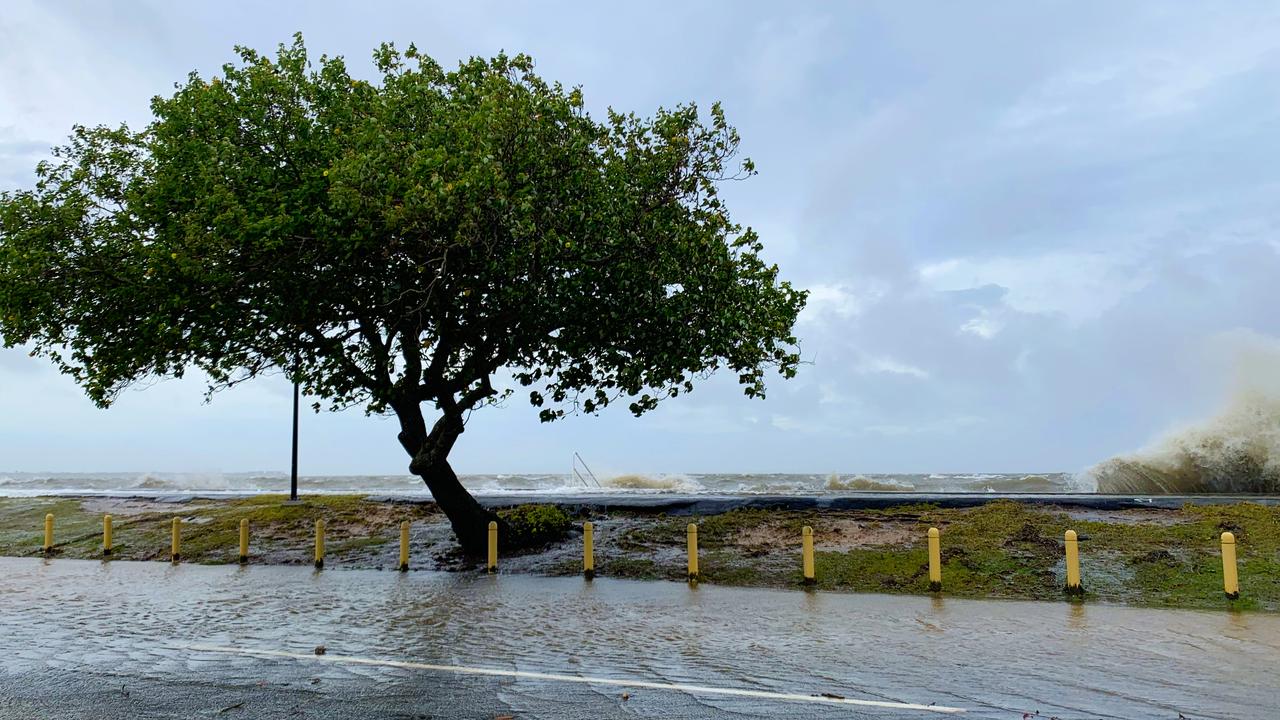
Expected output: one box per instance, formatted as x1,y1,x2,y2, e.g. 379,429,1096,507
2,493,1276,612
5,491,1279,511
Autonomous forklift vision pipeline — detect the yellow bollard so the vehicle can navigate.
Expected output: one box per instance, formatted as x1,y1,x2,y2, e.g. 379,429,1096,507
1064,529,1083,597
399,521,410,572
583,521,595,580
171,517,181,563
687,523,699,581
43,513,53,555
928,527,942,592
1222,531,1239,600
314,519,325,570
238,518,249,564
802,526,815,585
103,515,113,558
487,520,498,573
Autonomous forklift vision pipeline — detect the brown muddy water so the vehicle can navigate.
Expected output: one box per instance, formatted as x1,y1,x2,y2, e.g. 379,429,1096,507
0,558,1275,718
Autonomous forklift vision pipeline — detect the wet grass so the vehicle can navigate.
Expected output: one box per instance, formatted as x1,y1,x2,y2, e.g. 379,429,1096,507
0,496,1275,611
0,495,441,566
0,498,99,556
609,500,1279,610
1066,502,1280,611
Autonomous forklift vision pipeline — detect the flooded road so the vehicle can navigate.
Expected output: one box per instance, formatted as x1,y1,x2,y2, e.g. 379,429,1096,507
0,558,1275,719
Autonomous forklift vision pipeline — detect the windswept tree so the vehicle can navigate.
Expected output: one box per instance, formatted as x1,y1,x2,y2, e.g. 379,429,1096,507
0,36,806,553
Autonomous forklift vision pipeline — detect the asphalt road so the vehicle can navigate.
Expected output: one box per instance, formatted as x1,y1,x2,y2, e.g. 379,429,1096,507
0,558,1276,719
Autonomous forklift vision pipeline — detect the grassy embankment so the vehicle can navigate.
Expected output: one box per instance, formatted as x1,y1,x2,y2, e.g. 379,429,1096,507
1,495,1275,611
0,496,436,566
598,501,1280,611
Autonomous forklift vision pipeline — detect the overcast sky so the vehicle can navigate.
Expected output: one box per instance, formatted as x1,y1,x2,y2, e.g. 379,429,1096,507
3,1,1280,476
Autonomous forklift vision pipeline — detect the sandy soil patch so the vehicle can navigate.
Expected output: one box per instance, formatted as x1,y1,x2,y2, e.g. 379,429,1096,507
738,518,917,551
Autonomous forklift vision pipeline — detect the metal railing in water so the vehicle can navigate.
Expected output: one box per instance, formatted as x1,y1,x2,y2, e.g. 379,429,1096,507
572,452,601,489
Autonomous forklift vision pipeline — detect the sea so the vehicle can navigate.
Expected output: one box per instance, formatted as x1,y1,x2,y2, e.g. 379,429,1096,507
0,470,1088,497
5,359,1279,498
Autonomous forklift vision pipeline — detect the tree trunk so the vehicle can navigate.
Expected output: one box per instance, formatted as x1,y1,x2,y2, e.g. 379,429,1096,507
413,455,496,555
393,402,498,556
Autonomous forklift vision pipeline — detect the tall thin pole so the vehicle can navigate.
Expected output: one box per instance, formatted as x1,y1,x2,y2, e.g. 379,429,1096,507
290,379,300,502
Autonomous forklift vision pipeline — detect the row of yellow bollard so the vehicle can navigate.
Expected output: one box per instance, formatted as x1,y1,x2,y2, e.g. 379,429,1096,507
479,519,593,578
41,513,501,575
38,514,1247,599
41,514,293,567
679,522,1245,600
917,526,1242,601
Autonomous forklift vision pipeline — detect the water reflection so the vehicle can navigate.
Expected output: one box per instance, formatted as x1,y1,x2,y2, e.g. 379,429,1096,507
1067,601,1086,630
1224,607,1250,635
801,587,821,614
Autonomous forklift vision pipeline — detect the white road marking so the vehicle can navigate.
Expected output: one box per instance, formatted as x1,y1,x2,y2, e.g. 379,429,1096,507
184,643,965,714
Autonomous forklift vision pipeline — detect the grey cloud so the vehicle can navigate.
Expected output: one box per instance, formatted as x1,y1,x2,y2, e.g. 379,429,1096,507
2,1,1279,475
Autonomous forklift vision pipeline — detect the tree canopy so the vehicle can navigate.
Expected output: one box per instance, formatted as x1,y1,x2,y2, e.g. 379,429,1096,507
0,35,806,551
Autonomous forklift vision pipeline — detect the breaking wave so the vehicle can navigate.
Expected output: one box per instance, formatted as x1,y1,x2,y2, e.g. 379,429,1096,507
1089,331,1280,494
824,475,915,492
0,471,1078,497
600,474,701,492
973,474,1070,493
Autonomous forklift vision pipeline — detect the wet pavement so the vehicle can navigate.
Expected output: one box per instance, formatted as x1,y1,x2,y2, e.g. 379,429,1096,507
0,558,1276,719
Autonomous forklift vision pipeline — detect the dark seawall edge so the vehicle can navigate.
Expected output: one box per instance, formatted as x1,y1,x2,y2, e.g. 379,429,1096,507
12,492,1280,514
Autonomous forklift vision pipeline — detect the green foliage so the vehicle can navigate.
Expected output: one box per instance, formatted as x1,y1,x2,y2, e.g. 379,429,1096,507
497,504,572,547
0,34,806,432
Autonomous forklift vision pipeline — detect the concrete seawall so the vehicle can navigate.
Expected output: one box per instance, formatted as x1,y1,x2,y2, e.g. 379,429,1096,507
465,492,1280,514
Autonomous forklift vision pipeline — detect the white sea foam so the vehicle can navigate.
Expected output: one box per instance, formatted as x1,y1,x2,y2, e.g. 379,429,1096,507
0,470,1077,497
825,474,916,492
599,474,702,493
1088,330,1280,494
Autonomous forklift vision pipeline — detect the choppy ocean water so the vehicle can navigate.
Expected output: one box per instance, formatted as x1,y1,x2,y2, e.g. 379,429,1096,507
0,470,1089,497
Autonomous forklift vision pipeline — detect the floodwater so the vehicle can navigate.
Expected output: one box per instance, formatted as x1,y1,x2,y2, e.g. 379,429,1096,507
0,558,1276,718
